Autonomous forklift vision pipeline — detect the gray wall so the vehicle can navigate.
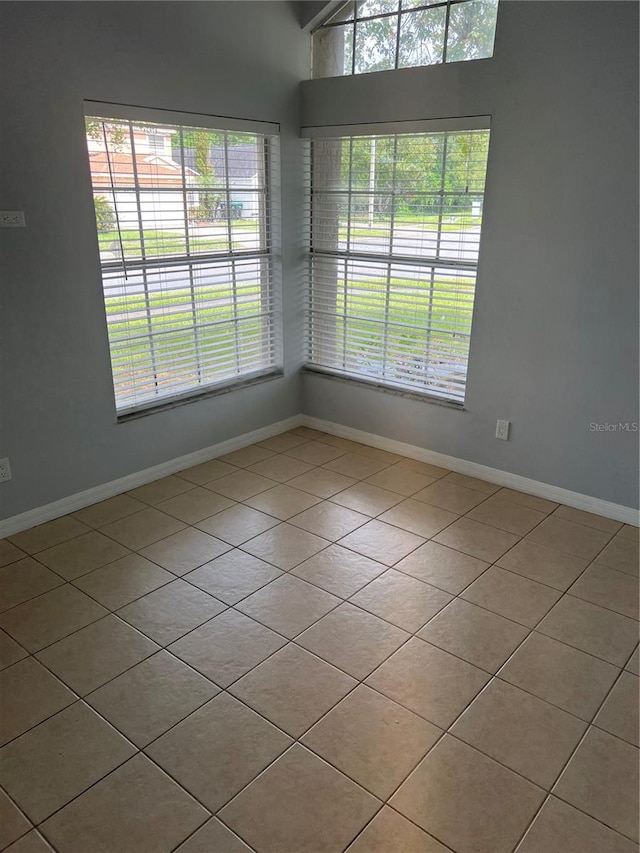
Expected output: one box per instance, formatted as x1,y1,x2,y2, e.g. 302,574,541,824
301,1,639,509
0,1,309,519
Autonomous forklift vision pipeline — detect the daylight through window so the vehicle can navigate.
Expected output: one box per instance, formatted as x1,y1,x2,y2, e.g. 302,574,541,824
85,106,280,415
305,122,491,403
313,0,499,78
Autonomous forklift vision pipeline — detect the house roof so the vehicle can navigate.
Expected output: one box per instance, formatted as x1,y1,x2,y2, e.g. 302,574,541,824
89,151,195,188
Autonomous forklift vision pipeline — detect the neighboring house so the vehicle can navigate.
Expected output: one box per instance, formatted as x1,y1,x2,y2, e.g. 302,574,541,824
180,143,263,219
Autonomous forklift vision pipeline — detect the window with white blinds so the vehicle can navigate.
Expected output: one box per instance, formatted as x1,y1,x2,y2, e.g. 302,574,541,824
305,121,490,403
85,104,281,415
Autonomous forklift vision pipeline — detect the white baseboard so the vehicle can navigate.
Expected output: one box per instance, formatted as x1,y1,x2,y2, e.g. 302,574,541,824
0,415,303,538
301,415,640,526
2,411,637,537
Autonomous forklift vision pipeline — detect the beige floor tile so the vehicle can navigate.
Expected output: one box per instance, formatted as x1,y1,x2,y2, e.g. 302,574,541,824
626,645,640,675
395,541,489,595
146,692,291,811
569,563,639,619
496,539,588,591
206,469,276,501
303,684,441,799
620,524,640,541
346,807,449,853
516,795,638,853
185,550,282,605
0,629,27,671
72,553,174,611
412,480,488,514
0,702,135,823
247,455,314,483
174,458,238,485
418,599,529,673
140,528,230,576
461,566,561,628
366,638,489,727
287,468,357,498
33,532,129,581
196,504,279,545
244,484,321,520
466,496,547,536
8,517,89,555
235,574,340,638
356,446,404,465
258,432,309,453
175,818,251,853
117,580,225,646
553,505,622,533
72,494,147,529
0,658,75,746
350,570,452,633
395,458,450,479
499,632,619,721
289,501,369,540
156,487,235,524
169,608,286,686
364,465,437,497
218,444,275,467
40,754,208,853
36,615,158,695
324,452,390,480
0,539,27,568
452,679,587,788
284,441,346,466
493,487,558,514
0,558,63,613
230,643,356,737
594,672,639,746
330,482,403,516
433,518,519,563
537,595,639,666
379,500,458,539
100,508,186,551
595,534,639,576
219,744,380,853
440,472,499,494
297,602,410,680
316,434,363,452
87,650,218,747
127,475,195,506
0,790,31,850
5,831,57,853
390,736,544,853
291,544,386,598
553,727,639,842
241,523,330,570
526,516,612,560
339,520,425,566
291,426,327,440
0,585,107,653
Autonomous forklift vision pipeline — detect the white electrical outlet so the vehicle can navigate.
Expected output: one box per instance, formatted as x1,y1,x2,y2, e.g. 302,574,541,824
0,211,25,228
0,458,11,482
496,419,510,441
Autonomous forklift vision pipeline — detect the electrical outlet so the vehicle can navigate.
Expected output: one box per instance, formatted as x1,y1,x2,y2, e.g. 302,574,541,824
0,458,11,482
0,211,25,228
495,419,510,441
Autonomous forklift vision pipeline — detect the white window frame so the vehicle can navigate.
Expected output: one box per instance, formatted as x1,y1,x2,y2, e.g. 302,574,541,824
303,116,491,405
84,102,282,417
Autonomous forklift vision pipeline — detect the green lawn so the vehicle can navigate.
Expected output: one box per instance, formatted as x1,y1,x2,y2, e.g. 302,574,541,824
98,229,253,257
338,216,481,240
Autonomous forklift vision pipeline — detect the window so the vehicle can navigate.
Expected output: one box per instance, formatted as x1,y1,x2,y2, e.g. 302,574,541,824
84,104,281,415
305,119,491,404
312,0,499,78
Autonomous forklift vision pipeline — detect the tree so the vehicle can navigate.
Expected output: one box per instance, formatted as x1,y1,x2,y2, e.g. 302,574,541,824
93,195,116,232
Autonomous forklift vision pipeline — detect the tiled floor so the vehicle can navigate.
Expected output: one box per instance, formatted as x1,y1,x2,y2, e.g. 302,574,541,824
0,427,638,853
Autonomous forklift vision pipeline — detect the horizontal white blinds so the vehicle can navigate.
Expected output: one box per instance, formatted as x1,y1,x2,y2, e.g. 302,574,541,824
306,128,490,403
85,111,280,413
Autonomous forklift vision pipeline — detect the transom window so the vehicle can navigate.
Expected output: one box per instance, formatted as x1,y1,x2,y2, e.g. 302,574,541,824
312,0,499,78
84,104,281,415
305,120,491,404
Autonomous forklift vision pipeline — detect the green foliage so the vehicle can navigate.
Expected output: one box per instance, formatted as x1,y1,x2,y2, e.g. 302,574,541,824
93,195,116,232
